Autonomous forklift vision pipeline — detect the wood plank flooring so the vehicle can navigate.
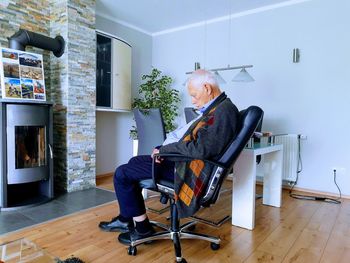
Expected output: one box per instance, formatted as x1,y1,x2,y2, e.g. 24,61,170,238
0,175,347,262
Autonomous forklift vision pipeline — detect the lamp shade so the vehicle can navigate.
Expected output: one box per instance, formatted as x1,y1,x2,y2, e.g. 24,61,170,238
213,70,226,84
232,68,255,82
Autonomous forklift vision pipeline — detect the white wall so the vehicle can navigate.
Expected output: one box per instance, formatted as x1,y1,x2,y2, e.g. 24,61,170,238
95,15,152,175
152,0,350,195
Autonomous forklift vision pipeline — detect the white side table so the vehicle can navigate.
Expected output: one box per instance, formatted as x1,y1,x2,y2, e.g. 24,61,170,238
232,143,283,230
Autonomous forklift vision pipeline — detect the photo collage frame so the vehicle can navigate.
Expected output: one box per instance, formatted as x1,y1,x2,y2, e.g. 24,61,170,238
0,47,46,101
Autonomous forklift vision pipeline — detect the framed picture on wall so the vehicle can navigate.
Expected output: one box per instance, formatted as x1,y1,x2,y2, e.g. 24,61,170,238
0,47,46,101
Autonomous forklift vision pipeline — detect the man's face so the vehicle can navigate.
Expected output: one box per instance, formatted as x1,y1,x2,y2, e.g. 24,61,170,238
187,82,212,109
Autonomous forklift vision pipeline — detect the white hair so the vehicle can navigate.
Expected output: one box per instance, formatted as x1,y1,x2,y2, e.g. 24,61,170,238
187,69,219,89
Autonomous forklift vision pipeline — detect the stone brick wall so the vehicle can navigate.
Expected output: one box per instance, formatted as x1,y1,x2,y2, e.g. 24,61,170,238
50,0,69,191
66,0,96,191
0,0,96,192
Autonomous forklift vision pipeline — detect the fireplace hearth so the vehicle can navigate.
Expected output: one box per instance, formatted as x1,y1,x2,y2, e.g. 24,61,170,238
0,99,53,210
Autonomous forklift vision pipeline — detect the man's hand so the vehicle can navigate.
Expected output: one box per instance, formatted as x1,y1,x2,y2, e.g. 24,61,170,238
151,148,163,163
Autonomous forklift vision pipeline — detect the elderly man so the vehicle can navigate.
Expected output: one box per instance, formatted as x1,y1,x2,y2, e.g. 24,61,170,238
99,69,239,245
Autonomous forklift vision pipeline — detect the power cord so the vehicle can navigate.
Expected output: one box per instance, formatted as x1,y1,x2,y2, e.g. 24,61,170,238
288,136,341,204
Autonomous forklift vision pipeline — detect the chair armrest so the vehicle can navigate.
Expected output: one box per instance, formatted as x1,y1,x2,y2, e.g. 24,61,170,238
151,153,228,191
152,153,228,191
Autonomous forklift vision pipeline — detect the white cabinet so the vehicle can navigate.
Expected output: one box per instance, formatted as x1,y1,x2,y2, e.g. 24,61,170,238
112,38,131,110
96,31,131,111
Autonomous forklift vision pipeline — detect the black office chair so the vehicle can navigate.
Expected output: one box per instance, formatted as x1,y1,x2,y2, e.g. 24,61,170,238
127,106,264,262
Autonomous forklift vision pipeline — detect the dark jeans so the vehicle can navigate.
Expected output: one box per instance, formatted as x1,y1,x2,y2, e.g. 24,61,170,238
114,155,174,218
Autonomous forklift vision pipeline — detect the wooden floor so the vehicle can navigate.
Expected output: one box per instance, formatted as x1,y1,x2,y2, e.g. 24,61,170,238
0,175,349,263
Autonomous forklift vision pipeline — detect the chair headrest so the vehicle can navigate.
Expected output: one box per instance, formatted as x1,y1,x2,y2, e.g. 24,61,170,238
240,108,264,133
218,106,263,166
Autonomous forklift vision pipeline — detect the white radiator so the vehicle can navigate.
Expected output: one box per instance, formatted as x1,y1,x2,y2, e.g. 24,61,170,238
261,134,299,182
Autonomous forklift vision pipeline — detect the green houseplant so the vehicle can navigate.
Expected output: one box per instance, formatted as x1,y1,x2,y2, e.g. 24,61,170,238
130,68,181,139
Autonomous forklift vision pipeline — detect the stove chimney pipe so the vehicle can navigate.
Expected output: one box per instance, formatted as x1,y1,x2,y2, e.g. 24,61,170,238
8,29,65,57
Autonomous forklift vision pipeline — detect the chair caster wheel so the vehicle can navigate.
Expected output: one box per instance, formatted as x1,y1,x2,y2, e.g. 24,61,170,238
128,246,137,256
210,242,220,250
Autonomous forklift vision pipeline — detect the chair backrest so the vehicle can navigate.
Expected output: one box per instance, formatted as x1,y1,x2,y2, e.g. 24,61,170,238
184,107,199,123
200,106,263,206
133,108,166,156
240,109,264,143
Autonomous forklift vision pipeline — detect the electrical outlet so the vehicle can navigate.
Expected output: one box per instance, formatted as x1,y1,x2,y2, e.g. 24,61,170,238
299,134,307,140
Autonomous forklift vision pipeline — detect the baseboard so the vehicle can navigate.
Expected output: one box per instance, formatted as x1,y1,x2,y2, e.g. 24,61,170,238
96,172,113,178
283,185,349,200
228,174,348,200
255,180,349,200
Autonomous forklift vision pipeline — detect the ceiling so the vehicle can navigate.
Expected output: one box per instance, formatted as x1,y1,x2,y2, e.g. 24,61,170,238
96,0,294,34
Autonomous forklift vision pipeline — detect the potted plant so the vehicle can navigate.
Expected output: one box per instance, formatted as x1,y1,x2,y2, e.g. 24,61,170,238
130,68,181,140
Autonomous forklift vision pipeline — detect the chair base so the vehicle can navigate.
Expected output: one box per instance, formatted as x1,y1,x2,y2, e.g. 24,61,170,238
124,198,221,262
128,220,220,262
130,220,220,246
126,202,221,262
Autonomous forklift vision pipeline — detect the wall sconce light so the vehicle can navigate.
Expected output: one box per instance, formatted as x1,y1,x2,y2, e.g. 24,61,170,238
293,48,300,63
